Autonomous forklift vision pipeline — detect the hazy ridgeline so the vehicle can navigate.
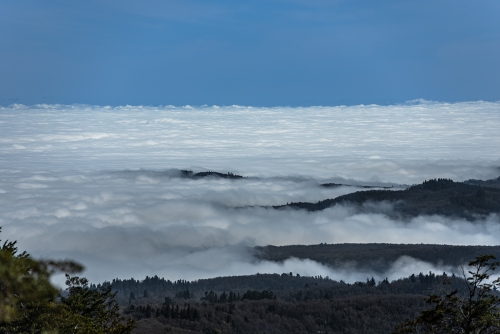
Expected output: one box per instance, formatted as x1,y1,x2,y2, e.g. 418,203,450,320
1,102,500,286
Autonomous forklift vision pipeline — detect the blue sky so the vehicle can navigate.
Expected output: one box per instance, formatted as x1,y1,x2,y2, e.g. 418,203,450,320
1,0,499,106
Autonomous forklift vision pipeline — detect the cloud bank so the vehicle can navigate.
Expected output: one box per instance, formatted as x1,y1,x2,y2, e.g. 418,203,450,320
1,101,499,183
1,169,499,284
1,102,500,284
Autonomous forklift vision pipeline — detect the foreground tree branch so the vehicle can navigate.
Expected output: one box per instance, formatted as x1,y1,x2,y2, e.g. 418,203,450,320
394,254,500,334
0,227,134,333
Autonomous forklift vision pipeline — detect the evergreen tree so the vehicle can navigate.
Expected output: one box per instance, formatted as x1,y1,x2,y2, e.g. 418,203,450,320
0,227,82,324
0,227,135,333
395,255,500,333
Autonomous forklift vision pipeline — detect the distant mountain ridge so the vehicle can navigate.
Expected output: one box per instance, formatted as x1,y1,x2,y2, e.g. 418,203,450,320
256,243,500,273
274,178,500,220
180,170,245,179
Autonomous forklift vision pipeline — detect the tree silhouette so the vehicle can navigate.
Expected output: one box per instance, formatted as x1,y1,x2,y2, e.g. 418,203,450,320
394,255,500,333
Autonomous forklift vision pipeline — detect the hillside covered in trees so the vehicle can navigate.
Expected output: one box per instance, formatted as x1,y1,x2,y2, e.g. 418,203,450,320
180,170,245,180
109,270,478,333
256,243,500,273
101,243,500,333
274,178,500,219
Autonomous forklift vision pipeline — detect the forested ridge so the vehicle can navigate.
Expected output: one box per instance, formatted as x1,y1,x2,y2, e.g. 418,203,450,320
6,233,499,333
274,178,500,219
256,243,500,273
180,170,245,180
102,243,500,333
109,271,476,333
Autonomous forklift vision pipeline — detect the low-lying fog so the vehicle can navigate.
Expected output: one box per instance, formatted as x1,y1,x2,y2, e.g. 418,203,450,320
1,101,499,284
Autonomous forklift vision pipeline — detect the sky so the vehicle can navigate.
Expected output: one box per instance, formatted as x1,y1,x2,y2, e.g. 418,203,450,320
1,0,500,106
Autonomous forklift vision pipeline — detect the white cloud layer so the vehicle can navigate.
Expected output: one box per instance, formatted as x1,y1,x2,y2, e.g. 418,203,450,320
1,101,499,183
1,169,499,284
1,101,500,284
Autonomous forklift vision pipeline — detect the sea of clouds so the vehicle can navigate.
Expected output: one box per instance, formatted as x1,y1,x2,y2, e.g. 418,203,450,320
1,101,500,285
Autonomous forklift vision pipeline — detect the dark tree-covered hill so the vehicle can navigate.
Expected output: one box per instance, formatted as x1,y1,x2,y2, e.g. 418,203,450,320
105,243,500,333
256,243,500,273
274,178,500,219
181,170,245,179
118,271,472,334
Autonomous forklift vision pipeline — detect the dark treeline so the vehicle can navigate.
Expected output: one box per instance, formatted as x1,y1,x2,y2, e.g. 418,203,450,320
321,182,395,189
274,178,500,219
256,243,500,273
180,170,245,180
109,274,332,301
109,271,469,304
118,271,471,333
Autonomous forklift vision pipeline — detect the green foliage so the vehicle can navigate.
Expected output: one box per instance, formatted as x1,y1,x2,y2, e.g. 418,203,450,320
3,276,135,333
394,255,500,334
0,226,77,323
57,275,135,333
0,227,134,333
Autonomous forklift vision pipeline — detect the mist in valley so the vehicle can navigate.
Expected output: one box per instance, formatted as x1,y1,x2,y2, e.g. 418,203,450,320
1,102,500,285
